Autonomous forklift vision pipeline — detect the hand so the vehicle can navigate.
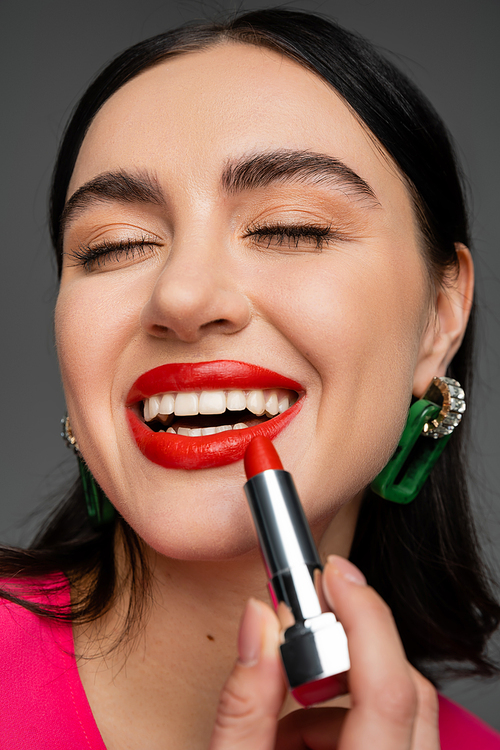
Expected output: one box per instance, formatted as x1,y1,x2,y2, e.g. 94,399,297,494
208,555,439,749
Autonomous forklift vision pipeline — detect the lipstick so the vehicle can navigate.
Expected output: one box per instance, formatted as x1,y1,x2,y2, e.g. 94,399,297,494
244,436,350,706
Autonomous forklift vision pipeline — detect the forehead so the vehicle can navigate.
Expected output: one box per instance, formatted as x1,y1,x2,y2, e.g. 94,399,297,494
69,42,409,214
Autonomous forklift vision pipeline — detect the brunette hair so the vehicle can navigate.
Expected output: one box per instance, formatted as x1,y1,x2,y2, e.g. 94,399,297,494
2,8,498,681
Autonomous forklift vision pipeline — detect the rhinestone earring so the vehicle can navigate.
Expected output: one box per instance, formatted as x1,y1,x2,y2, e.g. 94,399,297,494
61,416,116,527
370,377,466,504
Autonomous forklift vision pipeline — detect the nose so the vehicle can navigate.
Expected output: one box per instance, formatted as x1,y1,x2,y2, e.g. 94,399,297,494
140,241,251,343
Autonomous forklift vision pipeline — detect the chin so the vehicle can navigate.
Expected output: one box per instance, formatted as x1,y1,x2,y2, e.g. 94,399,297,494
116,489,260,562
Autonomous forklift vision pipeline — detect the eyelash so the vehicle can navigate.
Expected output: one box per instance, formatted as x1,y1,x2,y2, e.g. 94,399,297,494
244,222,338,250
68,223,340,271
68,236,158,271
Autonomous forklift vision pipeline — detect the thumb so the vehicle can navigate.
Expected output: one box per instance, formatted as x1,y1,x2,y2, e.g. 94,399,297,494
209,598,286,750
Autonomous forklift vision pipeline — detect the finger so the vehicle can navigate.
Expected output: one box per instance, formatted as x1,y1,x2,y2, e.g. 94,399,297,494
323,556,418,749
208,598,286,750
407,666,440,749
275,707,347,750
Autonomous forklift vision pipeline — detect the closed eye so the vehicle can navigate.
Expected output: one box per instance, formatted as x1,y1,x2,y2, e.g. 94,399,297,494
244,222,343,250
67,236,160,271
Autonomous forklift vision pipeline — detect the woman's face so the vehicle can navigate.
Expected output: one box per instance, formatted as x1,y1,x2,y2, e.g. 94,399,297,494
56,43,434,559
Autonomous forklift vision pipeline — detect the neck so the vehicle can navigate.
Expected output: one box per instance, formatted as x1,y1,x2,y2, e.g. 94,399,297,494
73,542,274,749
73,492,362,749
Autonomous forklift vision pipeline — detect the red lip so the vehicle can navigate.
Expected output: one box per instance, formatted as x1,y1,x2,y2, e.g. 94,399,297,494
126,361,304,470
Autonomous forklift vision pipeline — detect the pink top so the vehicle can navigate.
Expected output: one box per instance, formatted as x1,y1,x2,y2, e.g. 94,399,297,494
0,576,106,749
1,577,499,749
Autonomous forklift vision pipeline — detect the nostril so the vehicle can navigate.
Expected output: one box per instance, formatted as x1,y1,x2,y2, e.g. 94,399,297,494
199,318,233,332
150,324,171,336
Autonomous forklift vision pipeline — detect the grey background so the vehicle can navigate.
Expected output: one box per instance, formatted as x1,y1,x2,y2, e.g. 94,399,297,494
1,0,499,730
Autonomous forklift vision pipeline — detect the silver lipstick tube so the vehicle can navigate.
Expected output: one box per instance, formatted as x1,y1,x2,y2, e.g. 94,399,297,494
244,468,350,702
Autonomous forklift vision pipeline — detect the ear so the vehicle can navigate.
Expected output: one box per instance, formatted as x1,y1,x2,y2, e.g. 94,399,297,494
413,244,474,398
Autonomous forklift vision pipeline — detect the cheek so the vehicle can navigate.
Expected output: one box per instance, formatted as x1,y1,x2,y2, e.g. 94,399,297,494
54,278,142,449
257,249,430,499
264,250,428,382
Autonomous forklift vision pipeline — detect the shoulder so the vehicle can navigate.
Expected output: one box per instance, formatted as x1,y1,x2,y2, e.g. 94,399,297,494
0,573,73,655
439,694,500,749
0,575,106,750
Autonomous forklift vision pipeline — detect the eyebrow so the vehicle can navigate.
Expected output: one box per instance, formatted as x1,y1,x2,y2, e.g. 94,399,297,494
61,150,379,238
60,169,165,238
221,149,379,204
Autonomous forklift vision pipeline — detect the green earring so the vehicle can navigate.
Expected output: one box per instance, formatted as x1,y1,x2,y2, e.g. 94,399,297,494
370,377,466,504
61,416,116,527
77,457,116,527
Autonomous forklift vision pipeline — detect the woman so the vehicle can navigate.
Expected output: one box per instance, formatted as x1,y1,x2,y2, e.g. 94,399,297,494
1,8,499,748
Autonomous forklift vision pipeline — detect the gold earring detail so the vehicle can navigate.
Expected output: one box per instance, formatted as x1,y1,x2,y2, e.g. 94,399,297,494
61,414,79,452
421,376,466,438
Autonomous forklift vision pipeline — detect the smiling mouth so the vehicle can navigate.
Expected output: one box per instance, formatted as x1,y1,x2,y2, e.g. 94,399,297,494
141,388,298,436
126,361,304,469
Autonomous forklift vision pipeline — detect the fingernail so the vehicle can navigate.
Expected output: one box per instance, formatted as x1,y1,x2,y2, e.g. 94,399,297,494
237,598,262,667
327,555,367,586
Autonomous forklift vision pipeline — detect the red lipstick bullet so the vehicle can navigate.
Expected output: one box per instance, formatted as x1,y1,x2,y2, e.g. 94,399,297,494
244,436,350,706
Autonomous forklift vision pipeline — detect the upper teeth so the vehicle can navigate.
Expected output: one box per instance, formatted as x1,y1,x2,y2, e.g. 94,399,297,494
143,389,292,422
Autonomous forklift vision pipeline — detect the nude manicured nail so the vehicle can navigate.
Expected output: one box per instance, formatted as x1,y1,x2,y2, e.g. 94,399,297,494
327,555,367,585
237,598,263,666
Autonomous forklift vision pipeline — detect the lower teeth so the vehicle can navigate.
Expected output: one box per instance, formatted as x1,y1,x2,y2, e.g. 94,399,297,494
162,422,248,436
